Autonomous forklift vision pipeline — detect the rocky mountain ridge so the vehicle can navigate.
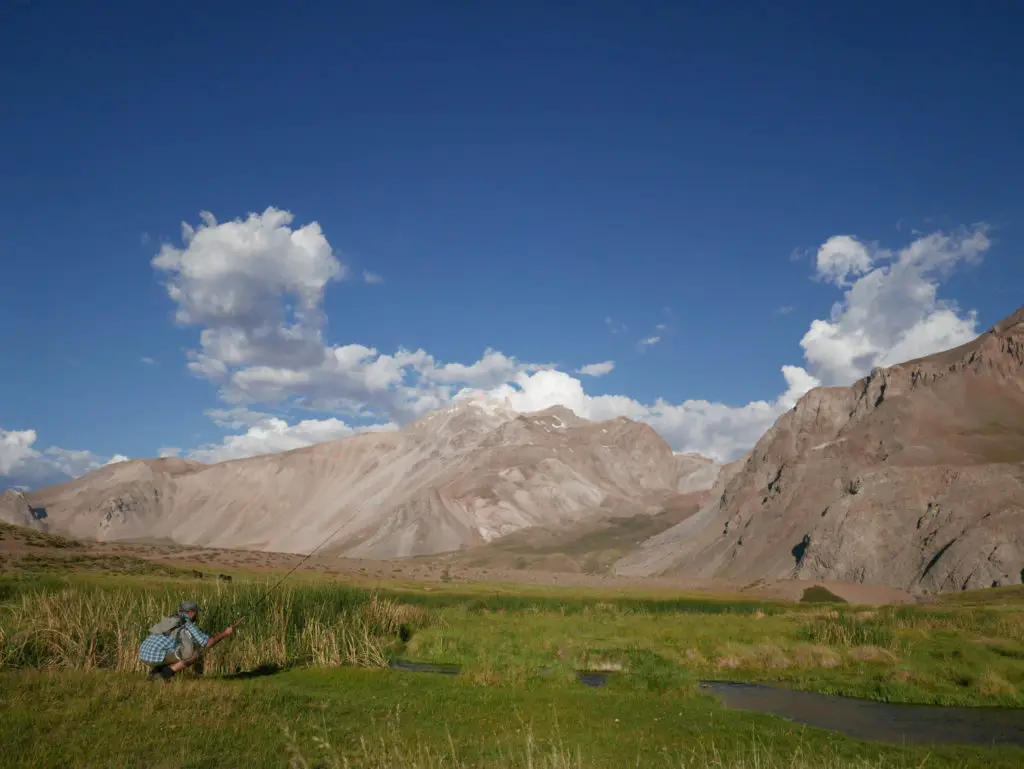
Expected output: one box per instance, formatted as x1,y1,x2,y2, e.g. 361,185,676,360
614,304,1024,594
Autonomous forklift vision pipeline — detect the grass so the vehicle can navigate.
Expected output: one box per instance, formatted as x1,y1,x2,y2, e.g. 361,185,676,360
0,522,81,548
0,578,430,674
2,668,1021,768
2,565,1024,767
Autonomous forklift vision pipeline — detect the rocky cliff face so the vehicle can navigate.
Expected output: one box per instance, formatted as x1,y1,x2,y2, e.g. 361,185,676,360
615,305,1024,594
11,401,718,559
0,489,40,528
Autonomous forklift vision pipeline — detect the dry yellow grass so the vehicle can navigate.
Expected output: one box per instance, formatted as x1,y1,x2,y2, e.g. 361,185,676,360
847,645,899,664
0,583,429,675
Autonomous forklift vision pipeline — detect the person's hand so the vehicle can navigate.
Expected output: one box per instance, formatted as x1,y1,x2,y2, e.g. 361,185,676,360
222,625,235,637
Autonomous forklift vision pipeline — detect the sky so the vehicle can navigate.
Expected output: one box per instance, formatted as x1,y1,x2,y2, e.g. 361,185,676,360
1,2,1022,490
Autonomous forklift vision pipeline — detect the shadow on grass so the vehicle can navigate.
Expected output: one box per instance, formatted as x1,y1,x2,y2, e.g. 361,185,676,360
222,663,286,680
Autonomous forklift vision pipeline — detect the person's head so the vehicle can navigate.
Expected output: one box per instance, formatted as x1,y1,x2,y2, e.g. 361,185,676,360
178,600,200,620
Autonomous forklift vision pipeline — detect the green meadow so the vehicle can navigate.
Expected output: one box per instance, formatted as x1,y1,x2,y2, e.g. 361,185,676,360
1,563,1023,768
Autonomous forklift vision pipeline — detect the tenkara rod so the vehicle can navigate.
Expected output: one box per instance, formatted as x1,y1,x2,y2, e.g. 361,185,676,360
237,510,363,621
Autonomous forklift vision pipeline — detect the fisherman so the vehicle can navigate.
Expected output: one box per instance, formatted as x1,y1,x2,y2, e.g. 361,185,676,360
138,600,238,681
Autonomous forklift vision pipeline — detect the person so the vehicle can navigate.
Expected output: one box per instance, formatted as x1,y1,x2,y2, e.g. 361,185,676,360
138,600,237,681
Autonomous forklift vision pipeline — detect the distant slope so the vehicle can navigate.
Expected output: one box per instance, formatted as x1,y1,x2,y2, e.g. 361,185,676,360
416,488,710,574
615,305,1024,595
4,402,720,559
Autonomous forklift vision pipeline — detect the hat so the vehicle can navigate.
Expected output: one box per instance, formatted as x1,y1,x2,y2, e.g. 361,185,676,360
178,600,200,614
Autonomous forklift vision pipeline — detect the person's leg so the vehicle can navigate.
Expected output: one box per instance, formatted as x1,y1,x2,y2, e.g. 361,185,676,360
150,649,200,680
148,651,179,681
166,649,201,674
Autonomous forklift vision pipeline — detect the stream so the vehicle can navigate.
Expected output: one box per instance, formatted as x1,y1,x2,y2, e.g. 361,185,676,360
698,680,1024,747
387,660,1024,747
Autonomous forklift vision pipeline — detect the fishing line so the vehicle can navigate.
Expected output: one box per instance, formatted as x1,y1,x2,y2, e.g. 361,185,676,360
237,507,364,623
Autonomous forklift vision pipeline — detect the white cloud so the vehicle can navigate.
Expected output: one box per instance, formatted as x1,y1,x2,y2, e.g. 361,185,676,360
157,448,182,458
141,357,156,365
363,270,384,284
453,364,820,462
577,361,615,377
42,448,104,478
105,455,130,465
417,348,525,389
205,407,274,430
152,207,345,380
152,211,989,464
775,305,795,316
814,235,874,287
800,225,989,384
186,413,397,464
0,429,39,476
1,428,119,490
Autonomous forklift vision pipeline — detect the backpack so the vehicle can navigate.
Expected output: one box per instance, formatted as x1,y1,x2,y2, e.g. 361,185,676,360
149,614,197,660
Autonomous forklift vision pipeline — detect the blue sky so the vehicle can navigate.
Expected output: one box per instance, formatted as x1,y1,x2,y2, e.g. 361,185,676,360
1,1,1022,489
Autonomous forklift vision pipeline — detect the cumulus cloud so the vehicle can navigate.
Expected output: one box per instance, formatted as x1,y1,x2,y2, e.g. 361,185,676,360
577,361,615,377
187,412,397,464
814,235,874,287
157,448,182,458
362,270,384,284
105,455,130,465
800,225,989,384
153,210,989,463
0,429,39,477
152,207,345,381
0,428,122,490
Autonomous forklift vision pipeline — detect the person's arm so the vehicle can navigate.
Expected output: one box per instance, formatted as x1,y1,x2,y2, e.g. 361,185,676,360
203,625,235,649
186,621,232,651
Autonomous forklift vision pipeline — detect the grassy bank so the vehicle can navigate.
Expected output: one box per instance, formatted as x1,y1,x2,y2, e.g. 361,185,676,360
396,590,1024,707
2,572,1023,704
2,570,1023,767
2,668,1021,769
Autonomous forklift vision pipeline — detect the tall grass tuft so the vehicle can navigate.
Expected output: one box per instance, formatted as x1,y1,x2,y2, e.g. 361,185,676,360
801,610,898,650
0,581,432,675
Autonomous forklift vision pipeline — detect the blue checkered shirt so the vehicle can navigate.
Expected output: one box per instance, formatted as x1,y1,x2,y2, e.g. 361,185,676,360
138,614,211,664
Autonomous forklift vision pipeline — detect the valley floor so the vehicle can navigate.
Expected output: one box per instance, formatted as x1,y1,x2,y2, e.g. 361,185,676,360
1,525,1023,767
4,666,1022,769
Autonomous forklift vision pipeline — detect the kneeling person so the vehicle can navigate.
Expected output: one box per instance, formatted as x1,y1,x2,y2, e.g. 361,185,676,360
139,600,235,680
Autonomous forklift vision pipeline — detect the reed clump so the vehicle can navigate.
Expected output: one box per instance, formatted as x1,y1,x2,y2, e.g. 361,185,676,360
0,581,432,675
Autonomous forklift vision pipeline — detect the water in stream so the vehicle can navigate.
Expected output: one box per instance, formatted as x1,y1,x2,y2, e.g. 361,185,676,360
699,681,1024,747
387,659,461,676
386,662,1024,747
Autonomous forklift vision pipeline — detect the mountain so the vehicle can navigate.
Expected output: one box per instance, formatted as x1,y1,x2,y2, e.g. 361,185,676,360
0,489,37,528
0,401,720,559
615,305,1024,594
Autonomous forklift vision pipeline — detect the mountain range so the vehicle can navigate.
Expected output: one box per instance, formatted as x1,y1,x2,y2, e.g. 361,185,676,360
3,304,1022,595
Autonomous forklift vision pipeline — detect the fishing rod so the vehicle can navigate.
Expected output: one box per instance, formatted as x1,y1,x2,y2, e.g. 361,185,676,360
233,509,363,625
